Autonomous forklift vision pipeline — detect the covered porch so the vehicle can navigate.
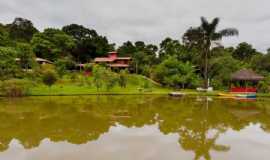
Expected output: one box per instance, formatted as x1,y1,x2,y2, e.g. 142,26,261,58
230,69,264,93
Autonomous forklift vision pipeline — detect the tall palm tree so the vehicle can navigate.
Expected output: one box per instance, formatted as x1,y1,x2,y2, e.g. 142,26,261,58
199,17,239,89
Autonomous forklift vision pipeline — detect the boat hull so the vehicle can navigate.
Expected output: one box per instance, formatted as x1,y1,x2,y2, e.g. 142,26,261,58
235,94,256,99
219,92,257,100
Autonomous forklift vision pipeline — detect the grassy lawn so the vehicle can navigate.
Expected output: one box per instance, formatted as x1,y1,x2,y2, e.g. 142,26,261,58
11,83,270,97
29,85,223,97
29,74,173,96
3,73,270,97
30,84,172,96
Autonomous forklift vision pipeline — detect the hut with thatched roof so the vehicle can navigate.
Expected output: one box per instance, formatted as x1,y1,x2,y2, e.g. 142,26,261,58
230,69,264,93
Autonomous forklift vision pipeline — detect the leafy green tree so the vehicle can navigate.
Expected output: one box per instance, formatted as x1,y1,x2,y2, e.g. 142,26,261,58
233,42,257,61
183,27,205,49
209,55,242,89
0,25,12,46
31,28,75,61
0,47,19,80
117,41,158,76
62,24,114,62
16,43,35,70
117,41,136,56
159,37,196,62
160,38,181,59
154,56,199,88
183,17,238,89
134,43,158,75
210,47,232,58
7,17,38,42
250,51,270,74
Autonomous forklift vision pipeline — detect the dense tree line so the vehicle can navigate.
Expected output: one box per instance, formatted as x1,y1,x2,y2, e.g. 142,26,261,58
1,17,270,91
0,17,115,63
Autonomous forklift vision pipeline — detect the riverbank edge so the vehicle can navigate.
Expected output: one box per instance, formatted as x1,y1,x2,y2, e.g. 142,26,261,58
1,90,270,97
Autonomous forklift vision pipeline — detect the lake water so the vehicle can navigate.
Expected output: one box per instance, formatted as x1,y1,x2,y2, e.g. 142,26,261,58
0,95,270,160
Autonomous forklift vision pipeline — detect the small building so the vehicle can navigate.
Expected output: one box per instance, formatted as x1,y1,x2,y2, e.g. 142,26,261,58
94,52,132,70
35,58,53,65
230,69,264,93
15,57,53,65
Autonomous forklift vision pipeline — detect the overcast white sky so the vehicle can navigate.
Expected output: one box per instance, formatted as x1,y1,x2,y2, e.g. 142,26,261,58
0,0,269,52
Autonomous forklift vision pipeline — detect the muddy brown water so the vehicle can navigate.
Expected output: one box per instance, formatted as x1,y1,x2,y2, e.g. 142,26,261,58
0,95,269,160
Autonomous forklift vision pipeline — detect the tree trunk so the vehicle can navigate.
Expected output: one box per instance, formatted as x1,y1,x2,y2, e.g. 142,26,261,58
203,43,210,89
136,62,138,74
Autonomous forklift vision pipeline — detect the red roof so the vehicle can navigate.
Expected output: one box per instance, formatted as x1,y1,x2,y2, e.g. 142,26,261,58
94,52,131,63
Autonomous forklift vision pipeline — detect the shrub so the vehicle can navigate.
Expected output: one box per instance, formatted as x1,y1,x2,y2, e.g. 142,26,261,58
141,79,153,92
258,76,270,93
70,72,78,83
42,69,57,88
30,67,44,81
92,65,122,91
84,63,93,72
258,80,270,93
0,79,32,97
104,69,118,91
55,57,75,77
92,65,106,91
211,79,225,90
119,70,128,88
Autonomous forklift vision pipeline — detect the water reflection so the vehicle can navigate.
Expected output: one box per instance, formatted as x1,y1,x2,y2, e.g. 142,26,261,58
0,96,270,159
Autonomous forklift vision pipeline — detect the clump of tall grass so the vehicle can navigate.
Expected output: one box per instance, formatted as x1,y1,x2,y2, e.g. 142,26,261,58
0,79,33,97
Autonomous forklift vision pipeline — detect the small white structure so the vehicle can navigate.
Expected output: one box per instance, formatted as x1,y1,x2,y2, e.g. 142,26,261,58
196,87,213,92
169,92,185,97
15,57,53,65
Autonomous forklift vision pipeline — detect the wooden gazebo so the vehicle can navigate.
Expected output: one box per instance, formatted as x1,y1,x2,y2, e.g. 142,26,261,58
230,69,264,93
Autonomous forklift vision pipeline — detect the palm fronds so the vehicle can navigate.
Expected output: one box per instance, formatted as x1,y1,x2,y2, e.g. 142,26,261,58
219,28,239,37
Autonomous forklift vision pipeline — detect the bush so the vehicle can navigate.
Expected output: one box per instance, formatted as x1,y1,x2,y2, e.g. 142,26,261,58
104,69,118,91
70,72,78,83
55,57,75,77
0,79,32,97
84,63,93,72
93,65,126,91
119,70,128,88
211,79,225,90
258,80,270,93
258,76,270,93
92,65,106,91
42,69,57,88
24,68,43,81
141,79,153,92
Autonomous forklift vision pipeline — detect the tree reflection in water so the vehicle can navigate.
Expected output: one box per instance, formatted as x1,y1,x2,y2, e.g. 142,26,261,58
0,95,269,159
